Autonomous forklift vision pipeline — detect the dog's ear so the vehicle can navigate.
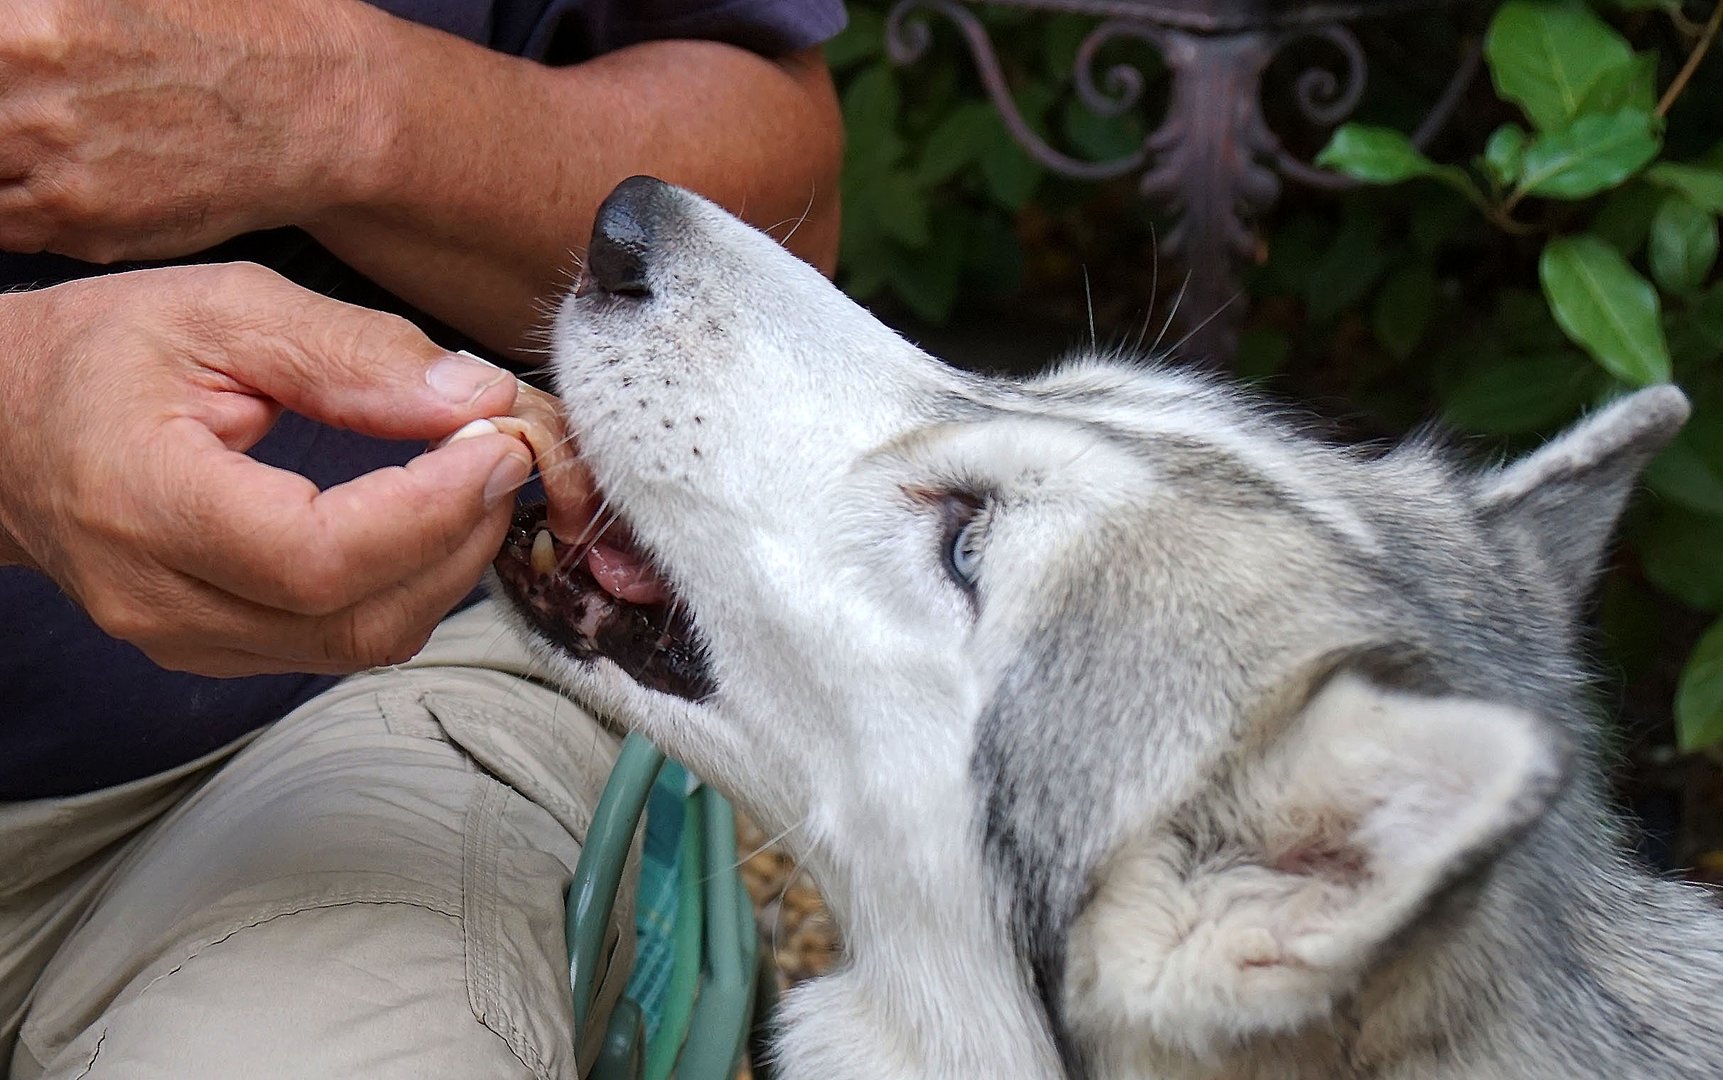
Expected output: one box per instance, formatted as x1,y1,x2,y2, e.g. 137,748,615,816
1066,673,1569,1059
1476,385,1687,605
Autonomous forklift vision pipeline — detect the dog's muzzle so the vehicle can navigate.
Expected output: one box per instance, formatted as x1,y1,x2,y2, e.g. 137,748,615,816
493,503,713,701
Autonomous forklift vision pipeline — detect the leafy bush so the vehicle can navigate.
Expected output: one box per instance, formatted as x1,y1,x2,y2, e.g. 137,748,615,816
1315,0,1723,748
829,0,1723,753
828,4,1160,322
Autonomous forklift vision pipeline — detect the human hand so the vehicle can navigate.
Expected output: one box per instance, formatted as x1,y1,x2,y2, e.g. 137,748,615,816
0,263,535,676
0,0,384,262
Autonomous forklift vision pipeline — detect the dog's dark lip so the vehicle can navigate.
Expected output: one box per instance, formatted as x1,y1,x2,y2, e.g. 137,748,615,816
493,503,714,701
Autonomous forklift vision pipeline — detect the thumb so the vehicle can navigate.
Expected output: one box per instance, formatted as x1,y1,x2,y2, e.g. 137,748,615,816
195,268,518,441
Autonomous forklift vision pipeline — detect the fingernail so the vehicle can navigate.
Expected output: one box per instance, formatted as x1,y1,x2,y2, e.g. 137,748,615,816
427,353,509,405
484,449,533,508
433,418,501,450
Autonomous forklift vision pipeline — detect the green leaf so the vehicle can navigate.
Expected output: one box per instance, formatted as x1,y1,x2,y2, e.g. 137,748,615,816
841,66,904,171
1260,214,1325,295
1640,507,1723,611
1599,575,1667,685
837,179,890,300
1483,123,1528,187
1305,210,1392,323
1516,109,1660,200
977,84,1051,211
885,225,965,323
1645,411,1723,517
1626,51,1659,112
980,130,1043,210
1373,265,1437,359
824,8,884,72
1314,125,1437,183
1235,329,1291,382
1590,182,1663,255
916,103,999,186
1485,0,1637,131
841,256,887,301
1692,283,1723,351
871,169,931,248
1315,126,1481,209
1649,193,1720,294
1410,192,1473,255
1041,15,1098,81
1494,287,1573,351
1647,162,1723,213
1677,617,1723,752
961,210,1025,297
1061,98,1145,162
1582,49,1659,115
1539,234,1673,385
1441,351,1597,434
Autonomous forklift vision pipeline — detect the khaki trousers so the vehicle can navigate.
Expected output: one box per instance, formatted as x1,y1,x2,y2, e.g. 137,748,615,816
0,601,631,1079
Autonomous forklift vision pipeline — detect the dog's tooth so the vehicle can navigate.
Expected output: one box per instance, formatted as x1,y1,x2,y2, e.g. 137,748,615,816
531,529,556,576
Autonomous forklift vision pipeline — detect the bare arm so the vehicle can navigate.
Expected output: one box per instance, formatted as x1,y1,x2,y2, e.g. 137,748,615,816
0,0,843,359
308,29,843,357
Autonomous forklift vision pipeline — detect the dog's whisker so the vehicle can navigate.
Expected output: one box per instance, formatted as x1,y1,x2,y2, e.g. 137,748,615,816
565,510,622,572
1083,265,1097,351
727,815,806,875
1161,290,1244,361
769,863,807,973
551,508,616,576
779,187,818,248
570,499,615,550
1148,270,1191,359
1131,224,1162,356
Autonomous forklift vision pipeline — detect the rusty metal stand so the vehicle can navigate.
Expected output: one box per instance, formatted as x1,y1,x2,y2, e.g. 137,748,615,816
886,0,1482,362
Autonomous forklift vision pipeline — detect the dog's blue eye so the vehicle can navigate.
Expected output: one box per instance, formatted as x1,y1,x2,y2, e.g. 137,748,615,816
949,519,983,583
923,488,986,596
938,494,986,591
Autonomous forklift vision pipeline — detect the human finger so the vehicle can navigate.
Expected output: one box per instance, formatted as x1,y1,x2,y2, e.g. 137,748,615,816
171,264,519,440
152,419,529,615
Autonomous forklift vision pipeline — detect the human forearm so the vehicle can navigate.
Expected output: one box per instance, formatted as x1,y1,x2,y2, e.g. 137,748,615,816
307,18,843,358
0,0,842,360
0,296,41,570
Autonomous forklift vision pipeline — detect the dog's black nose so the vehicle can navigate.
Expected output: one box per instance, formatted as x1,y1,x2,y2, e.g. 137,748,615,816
585,176,675,298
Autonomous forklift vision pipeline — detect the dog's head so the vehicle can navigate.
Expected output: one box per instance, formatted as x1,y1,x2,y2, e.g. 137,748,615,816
496,177,1687,1076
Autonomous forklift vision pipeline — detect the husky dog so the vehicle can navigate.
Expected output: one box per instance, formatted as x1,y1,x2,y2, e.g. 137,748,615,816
494,177,1723,1080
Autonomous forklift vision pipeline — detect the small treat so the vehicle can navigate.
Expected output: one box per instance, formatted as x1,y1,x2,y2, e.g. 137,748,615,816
487,380,596,542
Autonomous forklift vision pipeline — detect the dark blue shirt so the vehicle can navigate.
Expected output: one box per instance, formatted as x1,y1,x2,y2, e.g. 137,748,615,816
0,0,844,800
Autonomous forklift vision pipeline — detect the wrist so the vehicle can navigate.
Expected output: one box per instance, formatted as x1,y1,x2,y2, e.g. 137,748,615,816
292,0,410,222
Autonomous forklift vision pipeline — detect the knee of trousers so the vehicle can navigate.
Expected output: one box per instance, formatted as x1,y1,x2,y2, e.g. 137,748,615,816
15,683,624,1080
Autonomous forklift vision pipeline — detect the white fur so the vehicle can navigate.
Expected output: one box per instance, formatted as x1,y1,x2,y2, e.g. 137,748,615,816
497,184,1712,1080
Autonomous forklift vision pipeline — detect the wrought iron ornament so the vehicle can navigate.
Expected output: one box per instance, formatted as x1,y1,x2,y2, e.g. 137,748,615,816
885,0,1478,362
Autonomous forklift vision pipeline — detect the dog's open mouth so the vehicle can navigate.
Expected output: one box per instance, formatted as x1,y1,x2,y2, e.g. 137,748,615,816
493,503,714,701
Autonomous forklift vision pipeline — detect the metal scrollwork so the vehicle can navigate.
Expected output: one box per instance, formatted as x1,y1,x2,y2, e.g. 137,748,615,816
1285,25,1369,127
885,1,1153,180
883,0,1477,364
1070,20,1161,118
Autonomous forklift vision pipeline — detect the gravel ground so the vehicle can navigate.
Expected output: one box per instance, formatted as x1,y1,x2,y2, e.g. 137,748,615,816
737,815,841,987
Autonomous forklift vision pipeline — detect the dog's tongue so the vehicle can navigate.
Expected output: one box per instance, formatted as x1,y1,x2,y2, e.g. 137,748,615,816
587,539,672,604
